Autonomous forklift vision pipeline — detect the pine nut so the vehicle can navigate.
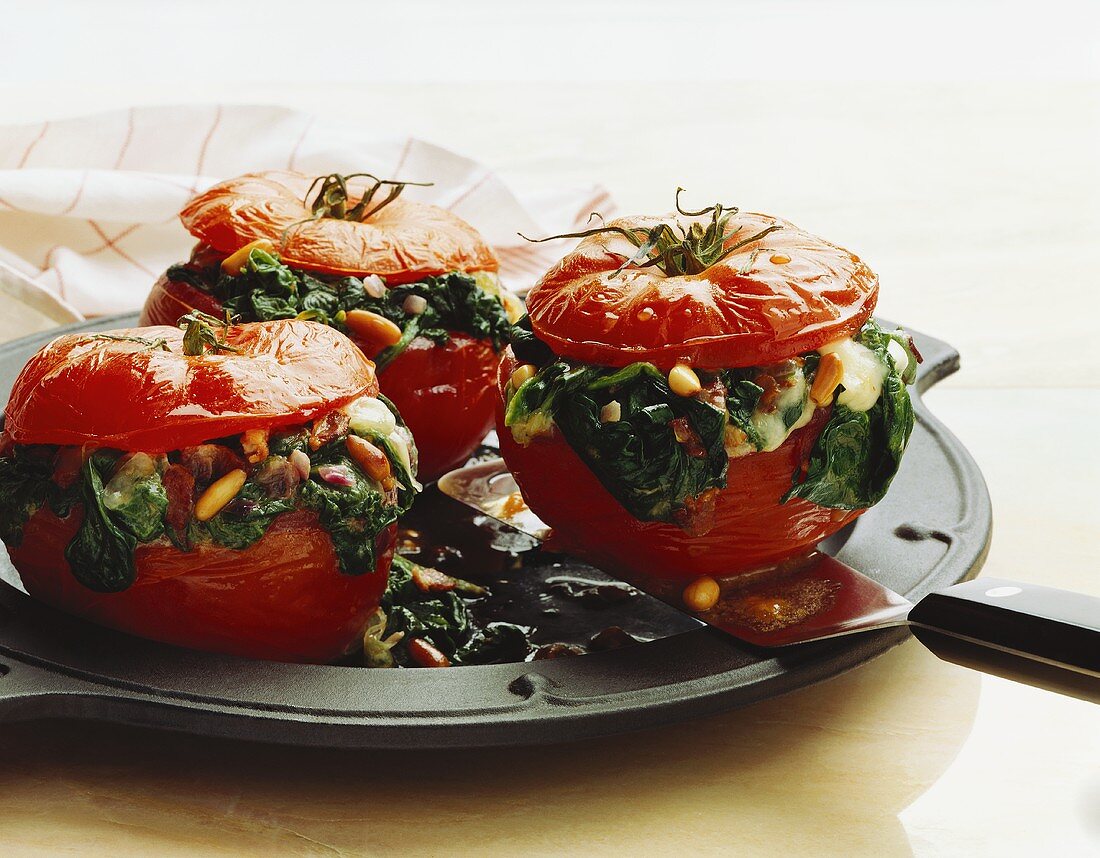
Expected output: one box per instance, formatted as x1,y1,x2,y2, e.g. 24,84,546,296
194,469,247,521
344,310,402,351
769,253,791,265
363,274,386,299
402,294,428,315
810,352,844,407
221,239,275,276
289,449,311,480
668,364,702,397
683,575,721,612
510,363,538,388
346,434,392,483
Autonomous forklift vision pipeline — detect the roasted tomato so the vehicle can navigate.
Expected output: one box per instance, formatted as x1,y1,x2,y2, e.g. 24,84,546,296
140,171,513,480
525,211,877,370
0,319,417,663
497,200,914,588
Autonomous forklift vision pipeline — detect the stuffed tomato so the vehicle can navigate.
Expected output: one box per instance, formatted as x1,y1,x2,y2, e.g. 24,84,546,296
497,196,921,593
0,317,418,663
140,170,519,480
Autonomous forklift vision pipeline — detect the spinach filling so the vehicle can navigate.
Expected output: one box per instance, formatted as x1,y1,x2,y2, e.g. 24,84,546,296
0,400,417,593
168,248,512,369
504,317,917,527
0,445,63,547
374,556,530,667
507,359,730,523
784,323,919,510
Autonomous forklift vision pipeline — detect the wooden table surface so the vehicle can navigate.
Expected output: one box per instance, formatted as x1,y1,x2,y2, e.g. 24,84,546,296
0,76,1097,856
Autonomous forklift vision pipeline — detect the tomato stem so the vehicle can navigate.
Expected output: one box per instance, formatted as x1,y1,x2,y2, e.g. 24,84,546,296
519,188,783,278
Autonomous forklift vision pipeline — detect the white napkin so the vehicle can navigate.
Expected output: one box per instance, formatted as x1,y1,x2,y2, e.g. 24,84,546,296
0,105,613,317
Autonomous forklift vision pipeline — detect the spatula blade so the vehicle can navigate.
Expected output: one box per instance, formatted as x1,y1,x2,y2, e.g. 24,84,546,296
438,458,913,648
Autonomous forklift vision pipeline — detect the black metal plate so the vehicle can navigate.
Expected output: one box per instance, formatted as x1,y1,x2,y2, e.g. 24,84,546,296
0,315,991,748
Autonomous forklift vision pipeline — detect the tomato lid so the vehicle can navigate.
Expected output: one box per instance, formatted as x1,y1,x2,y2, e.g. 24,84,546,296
524,209,878,369
180,171,499,282
4,320,377,451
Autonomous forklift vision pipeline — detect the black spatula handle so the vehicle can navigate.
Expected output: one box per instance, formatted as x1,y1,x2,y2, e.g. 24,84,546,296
908,577,1100,702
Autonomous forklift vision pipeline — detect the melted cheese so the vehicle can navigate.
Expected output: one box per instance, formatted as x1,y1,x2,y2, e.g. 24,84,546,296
750,369,815,453
818,337,889,412
346,395,415,480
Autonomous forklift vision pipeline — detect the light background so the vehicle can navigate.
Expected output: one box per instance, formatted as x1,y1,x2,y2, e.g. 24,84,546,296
0,2,1098,856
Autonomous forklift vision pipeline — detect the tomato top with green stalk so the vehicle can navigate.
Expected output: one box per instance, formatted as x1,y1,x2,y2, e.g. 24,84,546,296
522,190,878,370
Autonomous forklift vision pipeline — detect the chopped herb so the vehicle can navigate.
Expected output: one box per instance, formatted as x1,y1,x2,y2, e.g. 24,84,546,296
178,310,240,356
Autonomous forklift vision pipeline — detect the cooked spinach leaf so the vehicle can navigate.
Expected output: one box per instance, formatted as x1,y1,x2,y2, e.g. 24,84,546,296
65,450,138,593
172,249,511,367
506,358,729,523
299,431,415,576
509,314,555,366
452,622,531,665
723,377,766,449
379,556,531,667
783,321,915,509
0,445,56,546
199,475,296,550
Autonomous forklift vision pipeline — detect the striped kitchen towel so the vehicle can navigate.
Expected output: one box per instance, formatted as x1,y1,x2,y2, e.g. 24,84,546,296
0,105,613,317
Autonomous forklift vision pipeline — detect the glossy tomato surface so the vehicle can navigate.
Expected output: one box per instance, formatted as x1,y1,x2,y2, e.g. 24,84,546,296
496,350,862,582
11,507,394,663
179,171,499,283
524,211,877,370
376,333,498,482
4,320,377,452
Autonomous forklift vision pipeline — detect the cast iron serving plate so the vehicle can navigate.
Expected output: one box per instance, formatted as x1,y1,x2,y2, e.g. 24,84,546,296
0,315,991,748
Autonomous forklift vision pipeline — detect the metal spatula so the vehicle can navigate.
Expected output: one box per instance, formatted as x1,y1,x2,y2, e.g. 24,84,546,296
440,458,1100,703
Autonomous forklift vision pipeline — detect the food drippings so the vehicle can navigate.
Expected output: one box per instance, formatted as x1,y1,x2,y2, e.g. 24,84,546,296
713,573,841,632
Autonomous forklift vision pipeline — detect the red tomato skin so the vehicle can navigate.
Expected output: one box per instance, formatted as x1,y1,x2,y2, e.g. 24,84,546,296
179,171,499,283
496,350,862,582
525,211,878,370
377,333,498,482
142,270,225,326
5,318,377,453
10,507,394,663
